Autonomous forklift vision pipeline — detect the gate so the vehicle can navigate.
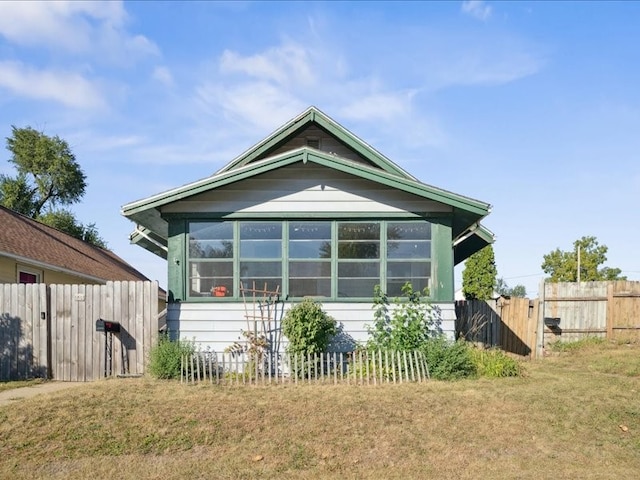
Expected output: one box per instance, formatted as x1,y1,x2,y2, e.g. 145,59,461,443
0,281,161,381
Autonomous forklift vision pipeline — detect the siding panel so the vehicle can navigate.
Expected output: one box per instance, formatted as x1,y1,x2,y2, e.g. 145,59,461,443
167,302,456,354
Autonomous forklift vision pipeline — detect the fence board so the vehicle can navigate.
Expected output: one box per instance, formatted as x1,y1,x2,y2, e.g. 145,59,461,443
0,281,160,382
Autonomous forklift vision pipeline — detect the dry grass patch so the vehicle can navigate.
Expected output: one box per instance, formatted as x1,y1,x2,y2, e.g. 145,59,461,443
0,343,639,479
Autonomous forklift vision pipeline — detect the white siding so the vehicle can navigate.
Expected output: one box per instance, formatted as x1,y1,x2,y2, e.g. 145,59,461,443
162,164,451,215
167,301,456,354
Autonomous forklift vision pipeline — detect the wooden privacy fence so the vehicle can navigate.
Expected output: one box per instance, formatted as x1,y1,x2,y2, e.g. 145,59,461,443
181,350,430,386
540,280,640,350
0,281,161,382
456,280,640,358
455,297,538,358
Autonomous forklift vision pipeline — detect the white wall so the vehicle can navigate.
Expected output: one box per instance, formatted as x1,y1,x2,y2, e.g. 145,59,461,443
167,301,456,353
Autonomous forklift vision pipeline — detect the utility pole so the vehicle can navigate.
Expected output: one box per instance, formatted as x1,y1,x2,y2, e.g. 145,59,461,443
577,245,581,282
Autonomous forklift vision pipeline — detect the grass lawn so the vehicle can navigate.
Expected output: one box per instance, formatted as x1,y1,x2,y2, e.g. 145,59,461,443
0,342,638,479
0,378,45,393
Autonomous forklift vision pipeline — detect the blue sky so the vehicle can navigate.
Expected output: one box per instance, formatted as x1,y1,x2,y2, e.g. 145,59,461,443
1,1,638,296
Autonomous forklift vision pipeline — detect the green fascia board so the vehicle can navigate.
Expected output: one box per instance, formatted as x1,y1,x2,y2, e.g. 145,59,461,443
123,147,490,227
216,106,416,180
122,148,491,257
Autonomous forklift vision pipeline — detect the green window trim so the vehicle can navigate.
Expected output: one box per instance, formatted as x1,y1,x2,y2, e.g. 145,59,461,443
182,219,440,302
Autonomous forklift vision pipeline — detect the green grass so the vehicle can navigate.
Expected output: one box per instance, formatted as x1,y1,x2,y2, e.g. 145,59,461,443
0,343,639,479
548,336,606,353
0,378,45,393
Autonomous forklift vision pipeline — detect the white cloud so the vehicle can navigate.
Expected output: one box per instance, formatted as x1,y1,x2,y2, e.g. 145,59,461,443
0,1,158,63
461,1,492,21
437,49,543,87
152,66,174,87
339,92,415,122
0,61,105,109
220,43,315,87
196,80,306,132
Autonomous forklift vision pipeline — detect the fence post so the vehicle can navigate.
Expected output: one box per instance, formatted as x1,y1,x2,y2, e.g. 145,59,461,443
536,279,546,358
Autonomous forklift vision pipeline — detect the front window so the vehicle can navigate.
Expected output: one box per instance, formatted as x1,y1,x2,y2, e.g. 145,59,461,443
239,222,282,293
188,222,234,297
337,222,380,298
186,220,432,300
288,221,331,297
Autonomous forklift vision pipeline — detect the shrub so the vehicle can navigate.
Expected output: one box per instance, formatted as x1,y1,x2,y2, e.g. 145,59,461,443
147,333,196,379
421,337,476,380
471,348,522,378
367,282,441,351
282,298,337,354
282,298,337,378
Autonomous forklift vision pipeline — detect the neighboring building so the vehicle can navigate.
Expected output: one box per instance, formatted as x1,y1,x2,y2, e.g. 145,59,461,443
122,107,494,352
0,205,154,285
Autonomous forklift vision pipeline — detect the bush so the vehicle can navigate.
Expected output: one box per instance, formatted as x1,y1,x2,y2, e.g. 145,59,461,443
147,333,196,379
282,298,337,354
471,348,522,378
282,298,337,378
422,337,476,380
367,282,441,351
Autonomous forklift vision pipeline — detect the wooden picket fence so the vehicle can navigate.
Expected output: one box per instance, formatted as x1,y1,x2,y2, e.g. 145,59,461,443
181,350,430,386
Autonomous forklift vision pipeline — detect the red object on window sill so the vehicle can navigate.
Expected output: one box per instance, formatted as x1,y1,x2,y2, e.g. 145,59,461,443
212,286,227,297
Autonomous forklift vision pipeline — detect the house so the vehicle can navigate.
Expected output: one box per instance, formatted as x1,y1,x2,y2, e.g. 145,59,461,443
0,204,155,286
121,107,494,352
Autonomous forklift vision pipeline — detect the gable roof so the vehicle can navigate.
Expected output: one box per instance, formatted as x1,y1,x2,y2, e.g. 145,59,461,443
0,205,152,284
122,107,494,262
217,106,417,179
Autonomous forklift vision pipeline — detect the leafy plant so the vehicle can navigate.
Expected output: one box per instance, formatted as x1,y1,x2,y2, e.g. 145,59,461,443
147,333,196,379
367,282,440,351
470,348,522,378
421,337,476,380
282,298,337,378
282,298,337,354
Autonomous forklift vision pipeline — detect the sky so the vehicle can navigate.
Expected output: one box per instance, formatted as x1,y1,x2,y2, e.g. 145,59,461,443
0,1,639,297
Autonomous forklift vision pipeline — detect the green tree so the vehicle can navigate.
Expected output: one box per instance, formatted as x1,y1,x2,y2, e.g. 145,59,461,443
1,126,106,247
38,210,107,248
496,277,527,298
509,284,527,298
462,245,497,300
541,236,625,282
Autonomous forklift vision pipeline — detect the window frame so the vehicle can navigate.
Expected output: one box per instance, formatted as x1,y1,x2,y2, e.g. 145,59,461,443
17,265,42,284
185,219,433,301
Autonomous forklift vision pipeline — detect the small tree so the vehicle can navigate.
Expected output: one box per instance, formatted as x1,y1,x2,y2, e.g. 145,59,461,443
462,245,497,300
542,236,625,282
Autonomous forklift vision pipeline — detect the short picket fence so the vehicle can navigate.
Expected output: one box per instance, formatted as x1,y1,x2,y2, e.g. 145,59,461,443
180,350,430,386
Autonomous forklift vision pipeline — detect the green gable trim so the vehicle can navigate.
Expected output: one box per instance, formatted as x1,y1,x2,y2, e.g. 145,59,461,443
217,106,415,179
123,147,490,234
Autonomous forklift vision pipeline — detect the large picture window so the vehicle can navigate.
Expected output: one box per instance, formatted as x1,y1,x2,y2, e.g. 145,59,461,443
188,222,234,297
186,220,432,300
239,222,282,293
